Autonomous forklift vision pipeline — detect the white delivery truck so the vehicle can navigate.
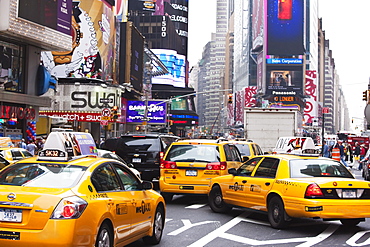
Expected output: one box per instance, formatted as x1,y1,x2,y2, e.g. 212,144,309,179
244,107,303,153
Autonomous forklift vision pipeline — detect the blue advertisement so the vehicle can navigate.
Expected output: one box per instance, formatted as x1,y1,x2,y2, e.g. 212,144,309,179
126,101,167,124
267,0,304,55
266,58,303,64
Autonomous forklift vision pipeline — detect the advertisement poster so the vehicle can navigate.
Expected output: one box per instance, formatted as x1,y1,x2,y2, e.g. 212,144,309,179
126,100,167,124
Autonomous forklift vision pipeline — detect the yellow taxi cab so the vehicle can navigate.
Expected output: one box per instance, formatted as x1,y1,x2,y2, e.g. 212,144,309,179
228,139,264,161
0,147,33,163
208,153,370,229
160,139,242,202
0,132,165,247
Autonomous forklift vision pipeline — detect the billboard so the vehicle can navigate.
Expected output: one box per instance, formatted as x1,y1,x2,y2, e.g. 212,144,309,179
304,70,318,125
266,67,303,95
266,0,304,55
126,101,167,124
151,49,186,88
252,0,264,51
41,0,116,81
18,0,72,35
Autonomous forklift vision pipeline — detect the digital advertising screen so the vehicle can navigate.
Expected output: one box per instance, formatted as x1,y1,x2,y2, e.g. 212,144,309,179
18,0,72,35
126,100,167,124
265,67,303,95
151,49,186,88
267,0,304,55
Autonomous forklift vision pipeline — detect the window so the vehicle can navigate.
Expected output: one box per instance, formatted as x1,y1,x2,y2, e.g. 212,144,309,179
91,164,122,192
224,144,241,162
254,158,279,178
0,41,25,93
113,164,139,191
237,157,262,176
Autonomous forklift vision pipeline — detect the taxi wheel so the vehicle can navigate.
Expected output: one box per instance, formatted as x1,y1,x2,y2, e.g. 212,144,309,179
208,185,232,213
143,205,165,245
268,196,288,229
340,219,362,227
95,222,113,247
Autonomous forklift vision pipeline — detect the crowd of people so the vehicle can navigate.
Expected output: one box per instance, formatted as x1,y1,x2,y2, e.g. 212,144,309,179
18,138,45,155
322,140,367,169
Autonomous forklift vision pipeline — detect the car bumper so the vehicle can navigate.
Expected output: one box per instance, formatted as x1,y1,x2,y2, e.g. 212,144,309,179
285,199,370,219
159,180,210,195
0,219,95,246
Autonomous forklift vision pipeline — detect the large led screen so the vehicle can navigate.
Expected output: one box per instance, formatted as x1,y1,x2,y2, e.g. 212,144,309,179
151,49,186,88
126,100,167,124
267,0,304,55
265,67,303,95
18,0,72,35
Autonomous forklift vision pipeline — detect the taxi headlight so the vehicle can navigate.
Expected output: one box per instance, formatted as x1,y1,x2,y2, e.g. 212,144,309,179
51,196,88,219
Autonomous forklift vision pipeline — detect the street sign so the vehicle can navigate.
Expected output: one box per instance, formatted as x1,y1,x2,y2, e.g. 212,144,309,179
100,98,113,104
322,107,329,114
101,108,111,121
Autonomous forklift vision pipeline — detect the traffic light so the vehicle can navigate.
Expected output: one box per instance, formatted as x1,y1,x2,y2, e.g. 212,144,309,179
228,93,233,104
362,90,370,101
111,106,118,120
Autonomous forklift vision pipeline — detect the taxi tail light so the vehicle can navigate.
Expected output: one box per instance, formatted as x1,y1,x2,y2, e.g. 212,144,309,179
206,162,227,170
159,151,164,163
305,183,324,198
160,160,177,169
51,196,88,219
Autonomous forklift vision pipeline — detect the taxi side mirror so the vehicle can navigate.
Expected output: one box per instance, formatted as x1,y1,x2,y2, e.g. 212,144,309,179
242,156,249,162
228,168,237,175
142,181,153,190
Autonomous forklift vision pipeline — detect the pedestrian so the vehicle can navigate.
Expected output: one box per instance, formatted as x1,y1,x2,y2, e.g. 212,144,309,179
337,140,348,167
19,138,27,149
331,142,340,162
322,140,330,158
353,142,361,169
26,140,38,155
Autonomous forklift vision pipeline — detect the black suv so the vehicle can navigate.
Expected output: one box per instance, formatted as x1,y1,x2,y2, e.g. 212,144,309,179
102,133,179,182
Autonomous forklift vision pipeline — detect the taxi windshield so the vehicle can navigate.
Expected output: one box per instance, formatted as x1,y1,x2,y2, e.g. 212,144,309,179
0,163,87,188
234,144,251,156
289,159,354,178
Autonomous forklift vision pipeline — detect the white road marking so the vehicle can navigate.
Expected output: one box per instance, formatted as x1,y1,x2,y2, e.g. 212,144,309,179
167,219,220,236
186,211,339,247
185,204,206,209
347,230,370,246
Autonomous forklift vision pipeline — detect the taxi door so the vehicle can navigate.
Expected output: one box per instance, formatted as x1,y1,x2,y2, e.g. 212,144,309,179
223,157,262,208
245,157,280,211
91,164,133,242
112,164,153,236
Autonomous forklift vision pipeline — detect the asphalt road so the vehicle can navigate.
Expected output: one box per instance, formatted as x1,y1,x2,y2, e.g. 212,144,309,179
127,168,370,247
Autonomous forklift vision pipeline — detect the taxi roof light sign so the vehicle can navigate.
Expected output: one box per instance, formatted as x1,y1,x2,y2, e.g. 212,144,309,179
38,132,97,161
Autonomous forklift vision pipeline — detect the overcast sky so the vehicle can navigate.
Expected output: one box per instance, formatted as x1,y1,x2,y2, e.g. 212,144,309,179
188,0,370,130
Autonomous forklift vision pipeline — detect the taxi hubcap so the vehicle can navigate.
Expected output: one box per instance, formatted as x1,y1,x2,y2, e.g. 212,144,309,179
273,206,280,221
154,211,163,238
215,195,222,206
98,229,110,247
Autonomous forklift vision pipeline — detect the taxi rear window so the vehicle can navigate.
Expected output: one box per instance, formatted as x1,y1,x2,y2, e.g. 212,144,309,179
289,159,354,178
166,145,220,163
0,163,87,188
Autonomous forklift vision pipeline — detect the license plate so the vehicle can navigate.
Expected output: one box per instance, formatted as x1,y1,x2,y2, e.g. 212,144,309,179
342,189,356,198
132,158,141,163
0,208,22,222
186,170,197,176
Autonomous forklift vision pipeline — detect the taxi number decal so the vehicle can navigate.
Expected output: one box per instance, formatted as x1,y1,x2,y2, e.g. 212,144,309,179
88,193,108,200
116,203,128,215
204,171,220,175
276,179,298,186
250,184,261,192
229,182,244,191
136,201,151,214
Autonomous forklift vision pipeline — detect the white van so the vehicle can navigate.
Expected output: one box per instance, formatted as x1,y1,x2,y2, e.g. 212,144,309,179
272,137,318,155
